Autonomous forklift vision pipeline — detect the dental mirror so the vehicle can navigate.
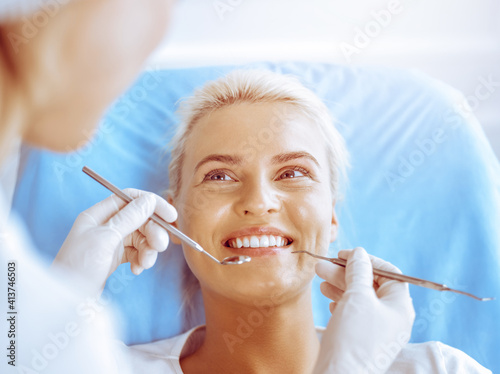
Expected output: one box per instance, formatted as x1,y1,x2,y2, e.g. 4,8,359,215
220,255,252,265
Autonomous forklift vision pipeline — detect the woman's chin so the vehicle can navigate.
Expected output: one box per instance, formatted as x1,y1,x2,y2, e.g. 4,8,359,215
212,266,315,303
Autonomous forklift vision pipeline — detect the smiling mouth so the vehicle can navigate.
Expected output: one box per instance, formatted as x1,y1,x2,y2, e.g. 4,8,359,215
223,235,293,249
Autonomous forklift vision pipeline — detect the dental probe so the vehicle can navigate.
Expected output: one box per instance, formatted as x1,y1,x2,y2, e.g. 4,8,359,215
293,250,494,301
82,166,251,266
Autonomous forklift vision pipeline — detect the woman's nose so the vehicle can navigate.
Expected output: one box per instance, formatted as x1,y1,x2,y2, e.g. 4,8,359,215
236,179,281,216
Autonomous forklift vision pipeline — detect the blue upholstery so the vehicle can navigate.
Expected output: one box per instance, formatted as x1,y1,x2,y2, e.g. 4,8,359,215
13,62,500,372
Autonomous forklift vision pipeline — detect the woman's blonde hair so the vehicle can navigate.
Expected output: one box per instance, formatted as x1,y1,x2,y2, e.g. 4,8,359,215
166,69,350,330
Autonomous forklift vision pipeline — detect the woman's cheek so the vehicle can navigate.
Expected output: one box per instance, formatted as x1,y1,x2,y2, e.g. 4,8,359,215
301,194,333,253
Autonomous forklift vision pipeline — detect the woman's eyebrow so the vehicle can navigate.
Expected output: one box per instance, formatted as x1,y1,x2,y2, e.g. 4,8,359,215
194,154,243,173
271,151,320,167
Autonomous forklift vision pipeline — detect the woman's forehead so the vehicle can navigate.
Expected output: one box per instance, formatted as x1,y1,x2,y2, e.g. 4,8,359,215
184,102,328,165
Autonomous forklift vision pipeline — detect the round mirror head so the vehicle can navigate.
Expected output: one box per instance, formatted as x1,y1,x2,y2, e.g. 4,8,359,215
221,255,251,265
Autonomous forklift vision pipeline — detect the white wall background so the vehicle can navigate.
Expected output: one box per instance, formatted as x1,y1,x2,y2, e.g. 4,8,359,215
148,0,500,159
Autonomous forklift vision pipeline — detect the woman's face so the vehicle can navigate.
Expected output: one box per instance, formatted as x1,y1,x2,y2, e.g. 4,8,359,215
172,102,337,305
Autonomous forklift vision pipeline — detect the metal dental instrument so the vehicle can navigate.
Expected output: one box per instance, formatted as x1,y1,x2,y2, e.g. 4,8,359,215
82,166,251,266
293,250,494,301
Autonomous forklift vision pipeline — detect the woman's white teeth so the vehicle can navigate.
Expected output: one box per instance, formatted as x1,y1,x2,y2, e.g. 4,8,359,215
228,235,289,248
269,235,276,246
250,236,260,247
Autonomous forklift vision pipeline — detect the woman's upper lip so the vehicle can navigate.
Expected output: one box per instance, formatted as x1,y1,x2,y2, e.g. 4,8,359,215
221,226,293,245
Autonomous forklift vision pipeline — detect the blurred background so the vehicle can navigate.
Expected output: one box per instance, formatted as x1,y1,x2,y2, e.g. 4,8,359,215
147,0,500,159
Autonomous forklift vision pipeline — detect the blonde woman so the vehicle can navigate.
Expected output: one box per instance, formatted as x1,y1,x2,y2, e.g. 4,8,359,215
105,70,487,373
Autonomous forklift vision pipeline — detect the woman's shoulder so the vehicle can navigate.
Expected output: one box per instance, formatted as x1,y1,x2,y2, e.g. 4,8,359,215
114,326,205,374
388,341,491,374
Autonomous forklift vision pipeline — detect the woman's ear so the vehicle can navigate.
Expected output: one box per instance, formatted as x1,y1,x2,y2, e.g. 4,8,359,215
330,207,338,243
167,195,181,245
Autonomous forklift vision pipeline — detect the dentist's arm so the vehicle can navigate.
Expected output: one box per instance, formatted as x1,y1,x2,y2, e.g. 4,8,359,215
313,247,415,374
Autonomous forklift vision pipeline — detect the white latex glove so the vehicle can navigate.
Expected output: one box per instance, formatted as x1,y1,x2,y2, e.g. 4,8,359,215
313,247,415,374
53,188,177,295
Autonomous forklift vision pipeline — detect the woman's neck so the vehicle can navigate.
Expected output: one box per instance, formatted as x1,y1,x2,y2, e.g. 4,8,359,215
182,287,320,374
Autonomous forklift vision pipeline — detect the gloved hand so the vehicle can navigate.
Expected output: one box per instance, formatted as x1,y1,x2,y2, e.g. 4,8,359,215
312,247,415,374
52,188,177,296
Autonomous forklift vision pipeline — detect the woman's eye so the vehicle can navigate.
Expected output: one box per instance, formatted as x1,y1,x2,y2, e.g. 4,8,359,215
279,168,308,180
203,170,234,182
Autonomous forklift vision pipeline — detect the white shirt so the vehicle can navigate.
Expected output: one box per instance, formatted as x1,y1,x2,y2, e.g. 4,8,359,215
117,326,491,373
